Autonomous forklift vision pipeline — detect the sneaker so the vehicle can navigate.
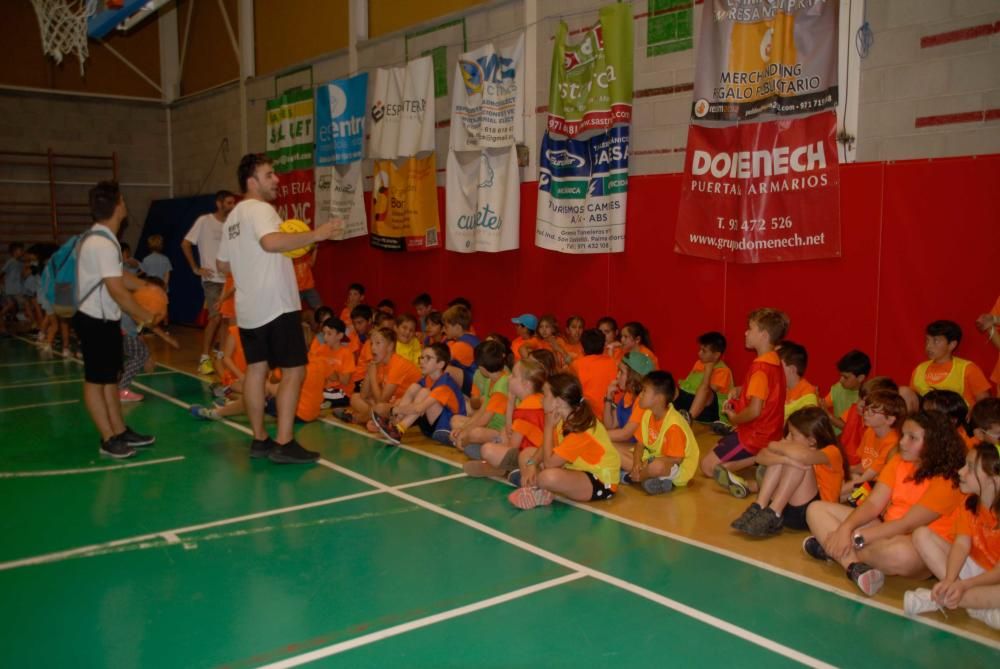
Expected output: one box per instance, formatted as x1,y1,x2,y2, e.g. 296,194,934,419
210,383,231,398
730,502,762,532
118,388,144,402
250,437,277,459
213,397,227,408
847,562,885,597
119,426,155,448
371,411,403,445
190,404,219,420
713,464,748,498
100,435,136,459
507,469,522,487
463,460,505,478
197,356,214,375
802,536,831,562
268,440,320,464
743,506,783,537
508,487,554,510
322,387,346,401
903,588,939,617
641,476,674,495
710,421,734,435
968,607,1000,630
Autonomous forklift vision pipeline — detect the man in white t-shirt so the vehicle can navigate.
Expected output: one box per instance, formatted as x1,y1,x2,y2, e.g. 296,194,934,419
182,190,236,374
74,181,157,459
217,154,343,464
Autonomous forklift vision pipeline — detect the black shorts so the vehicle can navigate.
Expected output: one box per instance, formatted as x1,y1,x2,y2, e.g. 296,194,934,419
583,471,616,502
781,494,820,531
72,312,123,384
673,388,720,422
239,311,307,369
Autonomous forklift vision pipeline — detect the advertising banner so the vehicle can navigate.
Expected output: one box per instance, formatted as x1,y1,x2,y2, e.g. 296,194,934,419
449,34,525,150
272,168,316,226
446,146,520,253
265,88,314,173
315,163,367,240
369,57,435,160
315,73,368,165
370,155,441,252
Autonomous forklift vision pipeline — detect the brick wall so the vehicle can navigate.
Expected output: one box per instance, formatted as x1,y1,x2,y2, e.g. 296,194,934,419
170,85,243,196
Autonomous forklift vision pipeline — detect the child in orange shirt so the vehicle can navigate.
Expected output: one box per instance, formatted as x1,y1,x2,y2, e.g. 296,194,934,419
510,313,541,361
508,372,621,509
842,389,907,501
903,319,991,411
703,307,789,497
394,313,421,365
556,315,585,366
318,317,356,408
293,247,322,322
732,407,847,537
348,304,375,383
373,343,467,445
339,282,365,324
442,304,480,395
348,327,421,426
805,411,966,597
596,316,619,358
603,351,652,436
840,376,898,465
570,328,619,419
674,331,733,427
779,341,819,419
907,442,1000,629
616,371,699,495
464,358,547,478
537,315,569,366
617,321,659,370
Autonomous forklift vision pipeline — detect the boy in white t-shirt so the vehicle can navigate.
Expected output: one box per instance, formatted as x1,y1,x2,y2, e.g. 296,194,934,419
216,153,343,464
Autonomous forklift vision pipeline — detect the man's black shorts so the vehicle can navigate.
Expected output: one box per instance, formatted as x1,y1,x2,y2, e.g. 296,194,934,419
72,311,123,384
239,311,307,369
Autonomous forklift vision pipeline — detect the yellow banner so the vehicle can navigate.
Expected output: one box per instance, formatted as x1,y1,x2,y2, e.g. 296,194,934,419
370,155,441,252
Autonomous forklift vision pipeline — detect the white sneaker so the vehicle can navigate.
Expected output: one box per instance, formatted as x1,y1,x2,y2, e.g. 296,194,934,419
968,607,1000,630
903,589,938,617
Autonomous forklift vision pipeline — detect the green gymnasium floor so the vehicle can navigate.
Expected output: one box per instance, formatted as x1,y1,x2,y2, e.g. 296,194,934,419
1,337,998,668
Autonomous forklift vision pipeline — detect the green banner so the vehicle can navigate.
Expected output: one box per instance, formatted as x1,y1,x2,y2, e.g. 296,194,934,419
547,2,633,138
266,88,314,173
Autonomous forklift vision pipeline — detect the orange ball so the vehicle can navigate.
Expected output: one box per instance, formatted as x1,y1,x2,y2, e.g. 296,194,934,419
134,284,168,325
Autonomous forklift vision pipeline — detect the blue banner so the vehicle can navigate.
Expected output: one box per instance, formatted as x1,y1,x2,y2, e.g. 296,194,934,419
315,73,368,165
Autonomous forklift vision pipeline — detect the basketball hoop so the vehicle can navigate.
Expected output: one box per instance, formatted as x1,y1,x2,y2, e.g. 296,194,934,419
30,0,100,76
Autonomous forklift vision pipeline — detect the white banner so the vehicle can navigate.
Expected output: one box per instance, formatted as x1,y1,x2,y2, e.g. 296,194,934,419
315,163,367,240
369,57,435,160
446,146,520,253
450,35,525,150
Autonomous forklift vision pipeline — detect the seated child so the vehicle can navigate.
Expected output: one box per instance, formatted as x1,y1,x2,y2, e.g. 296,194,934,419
804,410,966,597
467,335,511,411
310,305,335,339
423,311,444,345
528,348,559,377
451,340,510,450
412,292,433,333
841,376,898,466
780,341,819,419
395,313,421,365
376,298,395,316
510,313,542,360
603,351,652,435
903,320,991,412
922,389,976,450
212,323,248,397
824,350,871,435
970,398,1000,449
372,343,467,445
463,358,547,478
596,316,620,358
317,317,356,408
616,321,659,370
508,372,621,509
907,442,1000,629
339,282,365,325
616,371,699,495
536,315,566,365
842,389,906,502
442,304,480,395
373,310,394,329
348,304,375,382
731,407,847,537
570,328,619,418
702,307,789,497
447,297,476,334
674,331,733,425
557,315,585,365
348,326,421,426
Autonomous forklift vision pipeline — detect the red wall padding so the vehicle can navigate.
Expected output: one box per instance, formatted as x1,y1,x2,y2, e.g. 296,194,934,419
313,155,999,393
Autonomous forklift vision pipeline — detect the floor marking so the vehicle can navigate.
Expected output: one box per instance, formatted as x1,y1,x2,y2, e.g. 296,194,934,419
394,472,466,489
0,370,175,390
315,458,834,668
0,399,79,413
0,456,185,478
161,532,181,544
258,573,588,668
0,360,74,368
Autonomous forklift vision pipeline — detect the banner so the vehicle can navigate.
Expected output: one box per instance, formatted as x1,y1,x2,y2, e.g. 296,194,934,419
547,3,633,139
315,73,368,165
674,110,840,263
272,169,315,226
446,146,520,253
369,57,435,160
266,88,314,173
691,0,838,122
535,125,629,254
315,163,367,240
370,156,441,252
450,35,525,150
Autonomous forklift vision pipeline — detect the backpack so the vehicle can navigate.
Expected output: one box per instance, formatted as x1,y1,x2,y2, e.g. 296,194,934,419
39,228,121,318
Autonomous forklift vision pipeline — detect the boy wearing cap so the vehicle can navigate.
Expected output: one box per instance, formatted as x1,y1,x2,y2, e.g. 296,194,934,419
510,313,545,361
571,328,620,418
442,304,480,396
605,351,654,438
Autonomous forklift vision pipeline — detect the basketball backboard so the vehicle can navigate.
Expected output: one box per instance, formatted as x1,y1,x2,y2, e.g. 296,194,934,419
88,0,168,39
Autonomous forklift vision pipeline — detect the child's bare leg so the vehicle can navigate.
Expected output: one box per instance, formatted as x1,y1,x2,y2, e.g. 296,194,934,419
215,397,246,417
537,468,594,502
481,442,513,468
350,394,372,424
689,386,712,420
911,526,950,580
643,457,674,478
765,466,810,514
614,443,634,471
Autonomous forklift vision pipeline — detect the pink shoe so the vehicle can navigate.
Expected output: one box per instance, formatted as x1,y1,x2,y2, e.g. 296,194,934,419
507,487,554,510
119,389,144,403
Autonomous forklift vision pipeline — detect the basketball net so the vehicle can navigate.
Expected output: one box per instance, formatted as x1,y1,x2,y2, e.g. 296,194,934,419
30,0,99,76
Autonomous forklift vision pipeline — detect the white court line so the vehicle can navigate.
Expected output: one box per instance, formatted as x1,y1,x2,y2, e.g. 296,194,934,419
0,399,79,413
0,360,74,368
258,573,588,668
313,458,833,668
0,456,185,478
0,370,174,390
